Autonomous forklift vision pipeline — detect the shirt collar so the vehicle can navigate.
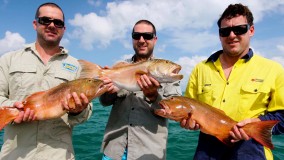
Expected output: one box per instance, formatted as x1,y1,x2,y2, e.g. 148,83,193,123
129,54,154,63
206,48,253,63
24,42,68,55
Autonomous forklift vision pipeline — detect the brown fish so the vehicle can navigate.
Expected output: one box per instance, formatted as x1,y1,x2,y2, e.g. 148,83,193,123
78,59,183,91
0,78,108,131
154,96,279,149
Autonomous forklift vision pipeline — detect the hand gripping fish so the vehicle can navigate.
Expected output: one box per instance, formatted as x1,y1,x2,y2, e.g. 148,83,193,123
78,59,183,91
154,96,279,149
0,78,108,131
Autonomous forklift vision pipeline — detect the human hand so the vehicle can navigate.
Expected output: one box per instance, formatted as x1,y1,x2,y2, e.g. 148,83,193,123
229,118,260,143
137,74,160,102
13,101,36,123
180,114,200,130
100,76,120,94
62,92,89,115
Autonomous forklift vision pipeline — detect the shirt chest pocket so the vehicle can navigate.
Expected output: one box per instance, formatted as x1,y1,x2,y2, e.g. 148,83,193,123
239,83,270,113
9,64,37,95
197,85,214,104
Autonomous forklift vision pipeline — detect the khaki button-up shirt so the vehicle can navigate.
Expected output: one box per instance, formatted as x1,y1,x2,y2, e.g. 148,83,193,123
99,58,182,160
0,43,92,160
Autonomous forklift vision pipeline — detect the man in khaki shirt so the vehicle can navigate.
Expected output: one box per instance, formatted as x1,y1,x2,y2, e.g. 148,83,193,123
100,20,181,160
0,3,92,160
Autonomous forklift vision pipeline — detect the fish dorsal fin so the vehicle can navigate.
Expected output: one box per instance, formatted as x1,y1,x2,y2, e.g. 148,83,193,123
112,61,131,68
78,60,102,78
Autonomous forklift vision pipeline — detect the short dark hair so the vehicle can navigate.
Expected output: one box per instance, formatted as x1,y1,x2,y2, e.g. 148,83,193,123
217,3,254,28
132,19,156,36
35,2,65,21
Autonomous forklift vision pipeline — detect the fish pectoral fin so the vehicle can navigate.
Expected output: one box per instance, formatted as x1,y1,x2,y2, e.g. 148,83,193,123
0,107,19,131
135,71,148,81
78,59,102,78
243,120,279,149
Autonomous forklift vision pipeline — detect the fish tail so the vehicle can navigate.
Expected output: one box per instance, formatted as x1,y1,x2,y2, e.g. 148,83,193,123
243,120,279,149
0,107,19,131
78,60,102,78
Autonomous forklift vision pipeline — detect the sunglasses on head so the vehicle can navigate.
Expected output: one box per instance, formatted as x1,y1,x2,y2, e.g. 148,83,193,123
36,16,65,28
132,32,155,40
219,24,250,37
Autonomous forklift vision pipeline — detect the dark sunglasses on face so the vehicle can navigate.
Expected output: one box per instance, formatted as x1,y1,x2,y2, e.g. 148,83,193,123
36,16,65,28
132,32,155,40
219,24,250,37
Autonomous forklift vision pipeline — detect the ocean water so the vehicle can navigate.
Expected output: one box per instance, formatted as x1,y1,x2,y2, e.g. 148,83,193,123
0,99,284,160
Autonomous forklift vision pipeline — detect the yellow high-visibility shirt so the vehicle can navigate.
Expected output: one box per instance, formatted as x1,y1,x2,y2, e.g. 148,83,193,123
185,51,284,160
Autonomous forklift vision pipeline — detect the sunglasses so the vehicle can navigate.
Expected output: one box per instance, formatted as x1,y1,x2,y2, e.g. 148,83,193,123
219,24,250,37
132,32,155,40
36,16,65,28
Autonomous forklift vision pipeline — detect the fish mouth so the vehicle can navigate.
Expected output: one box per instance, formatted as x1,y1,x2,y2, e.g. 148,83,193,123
172,67,181,74
155,101,171,116
170,66,183,80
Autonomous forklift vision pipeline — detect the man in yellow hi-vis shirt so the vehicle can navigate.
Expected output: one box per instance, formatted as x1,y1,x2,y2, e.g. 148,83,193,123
181,3,284,160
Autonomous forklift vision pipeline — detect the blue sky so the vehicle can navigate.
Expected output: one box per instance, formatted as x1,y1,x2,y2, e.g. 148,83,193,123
1,0,284,90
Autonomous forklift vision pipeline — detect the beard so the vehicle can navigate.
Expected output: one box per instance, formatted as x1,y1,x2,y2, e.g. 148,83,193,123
133,46,154,59
37,29,63,47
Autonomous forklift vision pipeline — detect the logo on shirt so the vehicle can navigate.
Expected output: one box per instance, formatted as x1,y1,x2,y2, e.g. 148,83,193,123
62,63,78,73
251,78,264,82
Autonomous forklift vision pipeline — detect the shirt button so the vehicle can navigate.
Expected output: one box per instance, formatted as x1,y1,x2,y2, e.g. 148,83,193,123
254,89,258,92
132,108,134,110
227,82,229,85
223,99,225,103
130,124,133,126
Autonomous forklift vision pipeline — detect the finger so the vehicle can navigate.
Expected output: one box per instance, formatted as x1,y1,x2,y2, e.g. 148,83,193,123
188,119,196,129
80,93,89,105
28,110,35,121
22,108,30,121
140,75,149,88
13,101,24,109
72,92,82,106
61,94,70,110
180,119,187,128
194,124,200,130
239,128,250,140
142,75,152,85
137,78,143,89
13,111,24,123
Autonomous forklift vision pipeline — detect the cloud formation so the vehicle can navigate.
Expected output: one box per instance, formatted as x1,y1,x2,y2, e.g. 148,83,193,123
0,31,25,55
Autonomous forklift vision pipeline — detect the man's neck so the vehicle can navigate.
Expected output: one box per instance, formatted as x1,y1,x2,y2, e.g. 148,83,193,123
35,41,61,64
134,54,153,63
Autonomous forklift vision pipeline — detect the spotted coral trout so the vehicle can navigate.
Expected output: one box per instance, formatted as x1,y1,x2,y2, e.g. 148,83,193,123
155,96,278,149
78,59,183,91
0,78,108,131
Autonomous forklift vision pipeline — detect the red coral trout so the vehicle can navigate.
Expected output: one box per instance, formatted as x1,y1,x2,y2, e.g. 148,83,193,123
78,59,183,91
0,78,108,131
154,96,279,149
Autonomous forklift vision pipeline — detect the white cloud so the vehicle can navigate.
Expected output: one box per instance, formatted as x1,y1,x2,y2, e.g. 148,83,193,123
60,38,70,48
270,56,284,67
67,0,284,57
0,31,26,56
